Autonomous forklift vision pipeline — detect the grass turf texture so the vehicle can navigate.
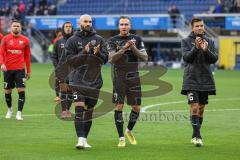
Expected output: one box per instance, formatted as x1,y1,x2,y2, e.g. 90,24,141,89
0,63,240,160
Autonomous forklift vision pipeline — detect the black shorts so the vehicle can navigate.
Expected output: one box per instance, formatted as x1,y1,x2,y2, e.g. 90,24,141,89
187,91,209,105
71,85,100,107
112,72,141,105
3,69,26,89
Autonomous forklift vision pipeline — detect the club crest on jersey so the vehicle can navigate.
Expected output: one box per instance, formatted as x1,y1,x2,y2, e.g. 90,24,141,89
19,40,24,45
60,43,65,49
131,38,136,43
90,40,96,46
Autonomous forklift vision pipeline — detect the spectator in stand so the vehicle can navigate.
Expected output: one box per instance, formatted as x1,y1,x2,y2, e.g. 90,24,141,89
213,0,223,13
12,5,21,21
48,4,57,15
5,4,11,17
230,0,240,13
12,0,19,6
43,4,49,15
0,8,5,16
19,1,26,14
36,5,44,15
39,0,48,8
26,0,36,16
168,5,180,29
220,0,235,12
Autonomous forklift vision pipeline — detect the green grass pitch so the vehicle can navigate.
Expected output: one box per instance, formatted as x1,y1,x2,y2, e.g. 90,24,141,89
0,63,240,160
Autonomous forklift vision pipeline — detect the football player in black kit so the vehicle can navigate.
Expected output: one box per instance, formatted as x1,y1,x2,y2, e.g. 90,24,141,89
108,16,148,147
51,21,74,119
56,14,108,149
181,18,218,147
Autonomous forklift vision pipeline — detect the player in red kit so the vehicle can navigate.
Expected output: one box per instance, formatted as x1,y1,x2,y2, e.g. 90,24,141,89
0,20,31,121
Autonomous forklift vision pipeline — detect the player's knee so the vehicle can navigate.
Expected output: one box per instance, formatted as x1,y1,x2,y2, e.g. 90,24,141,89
199,105,205,116
74,101,85,107
131,105,140,113
190,103,199,115
199,111,204,117
115,104,124,111
4,89,12,94
17,88,25,92
75,106,84,121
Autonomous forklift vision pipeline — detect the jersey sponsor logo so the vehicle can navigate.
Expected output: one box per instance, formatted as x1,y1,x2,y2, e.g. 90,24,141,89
7,49,22,54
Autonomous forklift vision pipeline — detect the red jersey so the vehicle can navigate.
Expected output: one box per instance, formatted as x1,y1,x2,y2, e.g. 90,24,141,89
0,33,31,73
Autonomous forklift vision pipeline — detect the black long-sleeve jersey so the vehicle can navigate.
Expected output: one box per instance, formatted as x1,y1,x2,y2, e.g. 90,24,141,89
108,34,146,76
56,30,108,89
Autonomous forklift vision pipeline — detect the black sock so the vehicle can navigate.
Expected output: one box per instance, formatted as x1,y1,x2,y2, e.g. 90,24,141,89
18,91,25,112
60,92,67,111
199,117,203,126
5,93,12,108
191,115,201,138
127,110,139,131
74,106,85,137
67,94,73,110
114,110,124,137
84,108,93,138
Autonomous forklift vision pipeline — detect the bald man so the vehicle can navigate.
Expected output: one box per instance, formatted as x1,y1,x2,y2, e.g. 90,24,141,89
56,14,108,149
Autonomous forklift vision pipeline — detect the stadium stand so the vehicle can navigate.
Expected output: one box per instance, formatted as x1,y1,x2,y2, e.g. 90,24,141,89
58,0,217,20
0,0,217,20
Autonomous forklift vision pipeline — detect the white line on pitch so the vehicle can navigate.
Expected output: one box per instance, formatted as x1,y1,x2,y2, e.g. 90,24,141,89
141,97,240,112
